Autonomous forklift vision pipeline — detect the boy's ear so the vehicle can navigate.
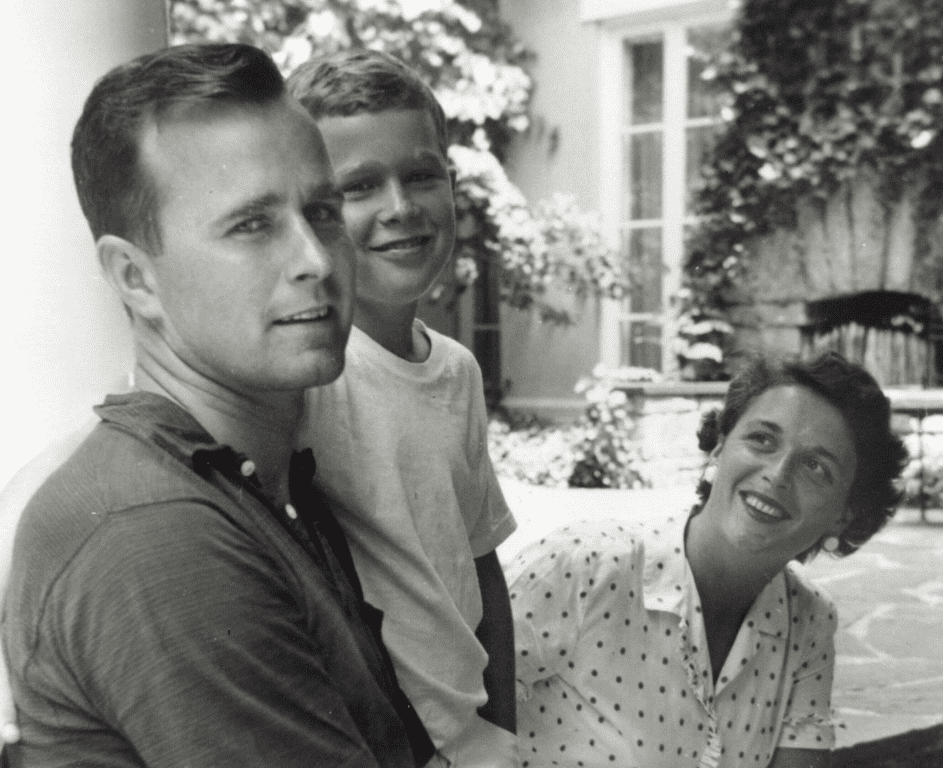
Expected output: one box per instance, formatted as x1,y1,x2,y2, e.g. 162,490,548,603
96,235,164,323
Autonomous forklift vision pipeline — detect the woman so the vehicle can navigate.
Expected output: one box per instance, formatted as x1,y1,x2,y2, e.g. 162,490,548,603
508,352,906,768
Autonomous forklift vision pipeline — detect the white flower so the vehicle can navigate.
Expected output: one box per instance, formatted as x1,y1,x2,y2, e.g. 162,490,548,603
758,162,781,181
911,129,935,149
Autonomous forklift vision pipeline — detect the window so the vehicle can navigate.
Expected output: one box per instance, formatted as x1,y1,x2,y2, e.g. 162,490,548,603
598,10,732,373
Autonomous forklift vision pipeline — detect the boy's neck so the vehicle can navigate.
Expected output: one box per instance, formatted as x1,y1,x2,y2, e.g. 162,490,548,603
354,299,430,362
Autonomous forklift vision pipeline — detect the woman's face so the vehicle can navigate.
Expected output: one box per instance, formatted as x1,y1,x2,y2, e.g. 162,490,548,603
707,385,857,562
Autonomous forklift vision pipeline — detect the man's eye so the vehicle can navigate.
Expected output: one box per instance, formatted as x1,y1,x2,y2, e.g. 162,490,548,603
307,204,343,225
230,217,269,235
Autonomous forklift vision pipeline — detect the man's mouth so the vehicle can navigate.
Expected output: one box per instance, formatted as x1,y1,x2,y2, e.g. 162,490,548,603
274,307,332,324
740,491,791,521
370,234,433,252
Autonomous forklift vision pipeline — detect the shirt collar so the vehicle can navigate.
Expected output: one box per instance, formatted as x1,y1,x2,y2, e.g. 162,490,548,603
641,513,690,614
93,391,317,488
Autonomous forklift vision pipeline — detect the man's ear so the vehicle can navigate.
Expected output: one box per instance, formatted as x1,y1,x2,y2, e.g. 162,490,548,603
96,235,163,323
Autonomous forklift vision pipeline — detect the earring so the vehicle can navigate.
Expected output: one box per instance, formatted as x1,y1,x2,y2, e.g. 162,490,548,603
821,536,839,553
703,463,717,483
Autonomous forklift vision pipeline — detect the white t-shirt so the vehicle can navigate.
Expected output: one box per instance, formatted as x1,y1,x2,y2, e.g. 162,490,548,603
508,516,837,768
300,321,517,759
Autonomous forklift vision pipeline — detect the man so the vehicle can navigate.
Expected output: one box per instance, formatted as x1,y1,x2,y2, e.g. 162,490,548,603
3,43,432,767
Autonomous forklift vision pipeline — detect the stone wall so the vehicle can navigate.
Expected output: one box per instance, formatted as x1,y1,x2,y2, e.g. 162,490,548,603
619,384,943,492
617,383,727,489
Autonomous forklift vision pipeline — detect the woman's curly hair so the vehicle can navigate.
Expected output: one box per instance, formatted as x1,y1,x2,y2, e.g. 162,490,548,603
693,351,908,562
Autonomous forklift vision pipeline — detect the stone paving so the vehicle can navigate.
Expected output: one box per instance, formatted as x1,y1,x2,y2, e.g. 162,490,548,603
496,481,943,749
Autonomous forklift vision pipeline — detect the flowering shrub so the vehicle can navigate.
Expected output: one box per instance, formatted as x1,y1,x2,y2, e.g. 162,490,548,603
487,413,580,488
684,0,943,373
671,294,734,381
451,146,630,320
899,420,943,508
171,0,626,323
568,364,661,489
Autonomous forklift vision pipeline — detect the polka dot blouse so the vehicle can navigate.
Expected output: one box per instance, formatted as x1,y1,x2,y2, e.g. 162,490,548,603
507,515,838,768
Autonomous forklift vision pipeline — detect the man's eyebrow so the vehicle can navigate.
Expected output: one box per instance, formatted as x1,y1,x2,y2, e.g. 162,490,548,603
219,192,283,225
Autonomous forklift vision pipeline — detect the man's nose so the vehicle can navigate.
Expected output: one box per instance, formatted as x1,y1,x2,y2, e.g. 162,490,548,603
285,218,334,282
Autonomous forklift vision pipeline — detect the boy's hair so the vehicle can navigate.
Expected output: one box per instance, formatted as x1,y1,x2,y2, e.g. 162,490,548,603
72,43,286,253
286,49,448,155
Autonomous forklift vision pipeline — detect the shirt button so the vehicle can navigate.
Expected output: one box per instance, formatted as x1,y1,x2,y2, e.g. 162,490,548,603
285,504,298,520
240,460,256,477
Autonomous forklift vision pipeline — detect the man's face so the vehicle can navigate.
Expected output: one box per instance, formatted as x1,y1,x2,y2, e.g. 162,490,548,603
140,99,355,394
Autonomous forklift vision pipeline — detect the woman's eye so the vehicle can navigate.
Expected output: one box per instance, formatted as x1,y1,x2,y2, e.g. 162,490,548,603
746,432,774,447
803,456,831,481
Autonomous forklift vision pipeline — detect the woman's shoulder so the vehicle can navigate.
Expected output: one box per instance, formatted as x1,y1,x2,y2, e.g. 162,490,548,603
504,517,649,587
783,563,839,629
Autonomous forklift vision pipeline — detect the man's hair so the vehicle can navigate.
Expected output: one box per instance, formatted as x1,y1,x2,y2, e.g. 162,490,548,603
693,351,907,561
72,43,286,252
286,49,448,155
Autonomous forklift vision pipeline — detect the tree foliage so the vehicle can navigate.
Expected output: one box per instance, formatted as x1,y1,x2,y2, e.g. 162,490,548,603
170,0,628,321
681,0,943,374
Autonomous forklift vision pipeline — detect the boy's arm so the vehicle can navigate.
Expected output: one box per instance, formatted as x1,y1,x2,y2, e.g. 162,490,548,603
473,550,516,734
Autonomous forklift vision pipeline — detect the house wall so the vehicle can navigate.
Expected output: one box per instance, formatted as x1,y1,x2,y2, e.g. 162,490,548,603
498,0,604,415
1,0,167,489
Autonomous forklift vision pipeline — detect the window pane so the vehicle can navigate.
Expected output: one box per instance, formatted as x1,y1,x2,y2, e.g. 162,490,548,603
626,39,663,125
685,124,722,213
687,25,732,119
624,132,663,220
624,227,663,313
622,321,663,371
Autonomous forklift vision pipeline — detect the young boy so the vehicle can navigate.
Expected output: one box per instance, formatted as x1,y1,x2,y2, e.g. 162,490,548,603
284,50,518,767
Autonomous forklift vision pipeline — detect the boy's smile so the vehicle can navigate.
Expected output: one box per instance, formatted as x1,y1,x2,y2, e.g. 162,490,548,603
316,109,456,313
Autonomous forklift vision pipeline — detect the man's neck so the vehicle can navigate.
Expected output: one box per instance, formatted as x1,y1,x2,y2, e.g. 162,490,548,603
354,300,428,362
133,358,302,509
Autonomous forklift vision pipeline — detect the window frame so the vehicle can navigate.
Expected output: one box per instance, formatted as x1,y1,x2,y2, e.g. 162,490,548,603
596,1,733,374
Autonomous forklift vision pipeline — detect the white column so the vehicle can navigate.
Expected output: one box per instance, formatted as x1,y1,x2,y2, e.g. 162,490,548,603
0,1,168,487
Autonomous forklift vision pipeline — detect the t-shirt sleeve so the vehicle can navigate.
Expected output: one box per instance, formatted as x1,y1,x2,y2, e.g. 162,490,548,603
461,351,516,559
39,501,385,768
777,588,839,751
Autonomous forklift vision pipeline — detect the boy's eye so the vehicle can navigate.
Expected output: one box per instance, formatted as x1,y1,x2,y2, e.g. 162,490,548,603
340,178,378,197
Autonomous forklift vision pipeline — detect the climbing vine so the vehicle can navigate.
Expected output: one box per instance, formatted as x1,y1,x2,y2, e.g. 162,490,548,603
681,0,943,375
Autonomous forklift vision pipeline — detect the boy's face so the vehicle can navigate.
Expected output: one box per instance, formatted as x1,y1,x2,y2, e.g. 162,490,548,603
139,99,355,394
316,109,455,311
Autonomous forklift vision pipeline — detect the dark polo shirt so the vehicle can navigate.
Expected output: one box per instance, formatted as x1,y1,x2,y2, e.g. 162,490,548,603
3,391,432,767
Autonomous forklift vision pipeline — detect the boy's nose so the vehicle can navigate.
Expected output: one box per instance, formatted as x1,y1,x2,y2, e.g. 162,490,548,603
379,180,419,223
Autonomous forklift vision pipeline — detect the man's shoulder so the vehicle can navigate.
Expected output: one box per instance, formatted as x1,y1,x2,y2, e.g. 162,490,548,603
25,418,203,519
